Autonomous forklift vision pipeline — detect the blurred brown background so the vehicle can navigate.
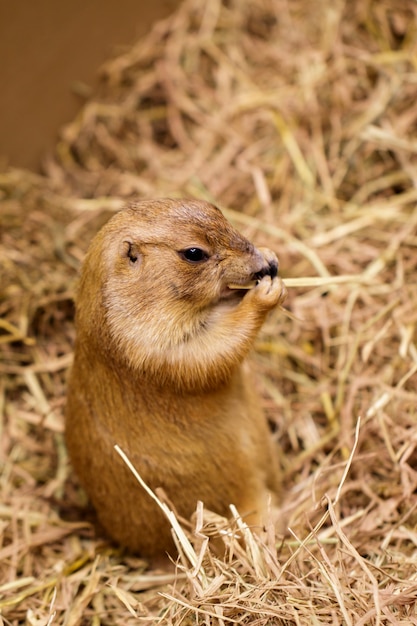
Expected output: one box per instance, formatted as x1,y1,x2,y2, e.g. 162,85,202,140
0,0,179,171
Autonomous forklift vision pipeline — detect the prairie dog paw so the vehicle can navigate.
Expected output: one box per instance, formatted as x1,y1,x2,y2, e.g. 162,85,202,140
248,275,287,310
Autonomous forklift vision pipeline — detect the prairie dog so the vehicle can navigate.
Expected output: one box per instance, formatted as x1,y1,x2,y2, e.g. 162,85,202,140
65,198,286,557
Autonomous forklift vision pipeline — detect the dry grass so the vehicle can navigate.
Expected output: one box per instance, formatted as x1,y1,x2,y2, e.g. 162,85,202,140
2,0,417,623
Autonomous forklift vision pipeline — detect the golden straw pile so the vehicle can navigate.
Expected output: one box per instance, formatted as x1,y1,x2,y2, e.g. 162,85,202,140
2,0,417,623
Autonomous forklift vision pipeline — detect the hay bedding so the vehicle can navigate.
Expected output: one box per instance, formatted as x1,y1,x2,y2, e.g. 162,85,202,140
1,0,417,622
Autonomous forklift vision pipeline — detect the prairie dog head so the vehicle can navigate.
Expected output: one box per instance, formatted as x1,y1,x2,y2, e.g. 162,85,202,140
76,198,279,363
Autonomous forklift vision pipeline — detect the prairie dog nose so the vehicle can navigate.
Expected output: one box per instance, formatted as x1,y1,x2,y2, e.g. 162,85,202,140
254,258,278,280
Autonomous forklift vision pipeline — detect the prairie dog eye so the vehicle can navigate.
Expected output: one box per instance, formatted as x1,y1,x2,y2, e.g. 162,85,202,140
179,248,209,263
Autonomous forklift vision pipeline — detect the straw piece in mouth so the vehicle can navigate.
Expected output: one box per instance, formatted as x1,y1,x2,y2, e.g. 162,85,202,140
227,281,257,290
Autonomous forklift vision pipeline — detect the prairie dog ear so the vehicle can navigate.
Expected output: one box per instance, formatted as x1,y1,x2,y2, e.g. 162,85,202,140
119,240,142,266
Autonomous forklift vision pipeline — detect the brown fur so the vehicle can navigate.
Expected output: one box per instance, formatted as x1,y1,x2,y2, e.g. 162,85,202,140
65,198,287,558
